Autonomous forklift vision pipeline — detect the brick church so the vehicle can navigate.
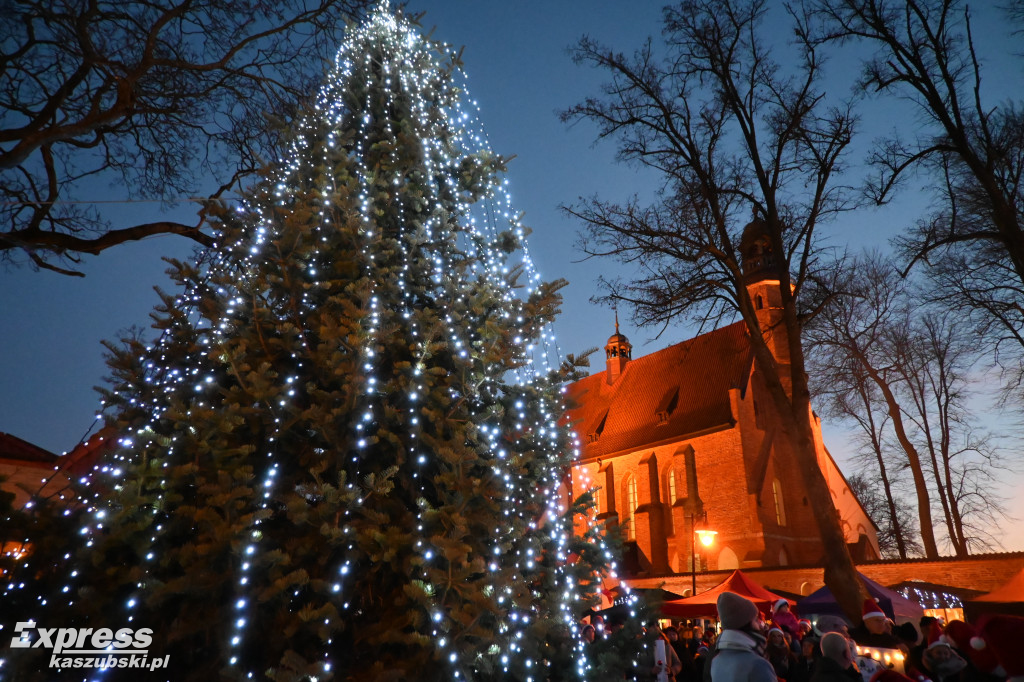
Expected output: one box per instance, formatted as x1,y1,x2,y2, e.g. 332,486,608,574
566,220,879,590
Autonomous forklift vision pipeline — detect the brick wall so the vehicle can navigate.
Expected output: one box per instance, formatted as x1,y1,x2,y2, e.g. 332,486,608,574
630,552,1024,597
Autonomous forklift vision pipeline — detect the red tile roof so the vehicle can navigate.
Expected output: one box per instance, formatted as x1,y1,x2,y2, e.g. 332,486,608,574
566,321,753,459
0,432,57,465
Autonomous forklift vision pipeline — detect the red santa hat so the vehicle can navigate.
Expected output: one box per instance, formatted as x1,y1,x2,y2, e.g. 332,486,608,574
975,614,1024,679
798,619,813,631
942,620,1000,674
927,620,949,649
773,598,790,613
862,597,886,621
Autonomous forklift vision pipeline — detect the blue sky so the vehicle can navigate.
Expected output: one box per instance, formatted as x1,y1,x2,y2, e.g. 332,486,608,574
1,1,1021,551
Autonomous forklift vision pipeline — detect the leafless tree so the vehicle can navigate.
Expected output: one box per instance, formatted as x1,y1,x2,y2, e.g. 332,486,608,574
810,353,919,559
846,473,923,559
805,254,943,557
562,0,872,620
0,0,370,275
895,312,1008,554
806,0,1024,395
806,252,1009,557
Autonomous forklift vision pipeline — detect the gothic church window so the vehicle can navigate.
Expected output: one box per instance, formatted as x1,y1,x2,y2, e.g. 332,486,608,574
718,546,739,571
625,474,638,540
772,478,787,526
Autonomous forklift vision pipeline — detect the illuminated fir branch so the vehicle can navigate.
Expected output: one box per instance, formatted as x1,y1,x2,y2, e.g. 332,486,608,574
4,4,631,680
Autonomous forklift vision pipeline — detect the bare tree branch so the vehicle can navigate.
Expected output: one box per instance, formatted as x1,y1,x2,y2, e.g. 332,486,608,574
0,0,371,274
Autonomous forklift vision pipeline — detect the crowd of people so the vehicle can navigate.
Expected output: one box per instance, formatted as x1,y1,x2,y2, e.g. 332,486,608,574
581,593,1024,682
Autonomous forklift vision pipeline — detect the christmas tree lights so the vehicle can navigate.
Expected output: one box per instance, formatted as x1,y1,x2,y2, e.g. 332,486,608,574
1,4,634,680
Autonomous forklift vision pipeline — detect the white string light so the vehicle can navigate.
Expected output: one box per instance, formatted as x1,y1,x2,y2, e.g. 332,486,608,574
1,3,628,679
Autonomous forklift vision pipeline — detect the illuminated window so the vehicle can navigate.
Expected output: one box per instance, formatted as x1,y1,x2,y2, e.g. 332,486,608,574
773,478,787,526
626,475,638,540
668,468,677,502
593,486,601,515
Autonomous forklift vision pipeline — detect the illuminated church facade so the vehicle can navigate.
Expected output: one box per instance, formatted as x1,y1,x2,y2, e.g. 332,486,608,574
565,220,879,586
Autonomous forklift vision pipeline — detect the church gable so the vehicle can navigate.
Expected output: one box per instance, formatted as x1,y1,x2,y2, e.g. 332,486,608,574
566,321,754,459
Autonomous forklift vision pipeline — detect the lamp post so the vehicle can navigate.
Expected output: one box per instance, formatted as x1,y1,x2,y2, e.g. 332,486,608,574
689,510,717,595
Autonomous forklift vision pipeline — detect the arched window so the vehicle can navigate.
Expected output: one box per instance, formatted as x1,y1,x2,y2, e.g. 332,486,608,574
772,478,787,526
625,475,638,540
755,294,764,310
593,486,602,516
668,468,677,502
718,547,739,571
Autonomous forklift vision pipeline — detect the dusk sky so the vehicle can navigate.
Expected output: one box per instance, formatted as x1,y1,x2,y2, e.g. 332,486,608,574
1,1,1021,551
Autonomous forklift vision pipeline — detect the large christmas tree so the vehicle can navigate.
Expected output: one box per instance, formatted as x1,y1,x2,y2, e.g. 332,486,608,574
1,6,642,682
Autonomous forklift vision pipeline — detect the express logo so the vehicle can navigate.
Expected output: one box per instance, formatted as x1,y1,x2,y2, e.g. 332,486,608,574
9,621,169,671
10,620,153,653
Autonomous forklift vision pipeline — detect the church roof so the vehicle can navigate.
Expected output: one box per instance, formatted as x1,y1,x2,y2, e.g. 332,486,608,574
0,432,57,465
566,321,753,458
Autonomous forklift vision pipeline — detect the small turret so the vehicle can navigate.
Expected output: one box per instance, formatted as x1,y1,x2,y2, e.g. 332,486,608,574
605,312,632,384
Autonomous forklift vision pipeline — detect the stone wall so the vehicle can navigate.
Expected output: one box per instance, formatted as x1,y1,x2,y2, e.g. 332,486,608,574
631,551,1024,597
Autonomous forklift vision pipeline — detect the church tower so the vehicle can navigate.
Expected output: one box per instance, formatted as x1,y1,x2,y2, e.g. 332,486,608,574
604,312,632,384
739,217,791,369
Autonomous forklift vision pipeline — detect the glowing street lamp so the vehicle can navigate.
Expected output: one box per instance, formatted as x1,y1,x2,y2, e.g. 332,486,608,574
690,511,716,595
697,528,717,547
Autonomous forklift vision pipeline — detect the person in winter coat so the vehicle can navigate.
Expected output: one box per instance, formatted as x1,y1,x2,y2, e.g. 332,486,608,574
811,632,861,682
919,640,968,682
766,627,798,680
708,592,777,682
848,599,906,651
643,625,684,682
773,599,802,642
936,619,1002,682
789,636,819,682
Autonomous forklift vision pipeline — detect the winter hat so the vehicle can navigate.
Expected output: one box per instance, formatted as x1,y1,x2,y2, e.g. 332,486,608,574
773,598,790,612
975,614,1024,679
815,614,851,636
893,621,919,646
942,619,973,649
869,671,916,682
768,627,785,637
942,620,1000,674
798,618,813,631
717,591,760,630
820,632,850,662
862,597,886,621
927,620,949,649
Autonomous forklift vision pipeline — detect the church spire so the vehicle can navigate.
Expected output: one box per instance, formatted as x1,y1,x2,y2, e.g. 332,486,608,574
605,311,632,384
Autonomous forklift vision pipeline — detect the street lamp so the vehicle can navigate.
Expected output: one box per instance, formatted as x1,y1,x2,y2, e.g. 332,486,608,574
690,511,717,595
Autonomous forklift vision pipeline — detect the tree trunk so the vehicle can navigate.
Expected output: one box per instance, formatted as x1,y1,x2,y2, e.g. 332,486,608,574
852,376,908,559
935,363,970,555
744,299,869,624
859,359,940,558
923,435,963,556
901,353,965,557
868,422,907,559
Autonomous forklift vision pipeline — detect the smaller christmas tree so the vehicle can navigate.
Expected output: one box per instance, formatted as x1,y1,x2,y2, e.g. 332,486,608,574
2,6,647,681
